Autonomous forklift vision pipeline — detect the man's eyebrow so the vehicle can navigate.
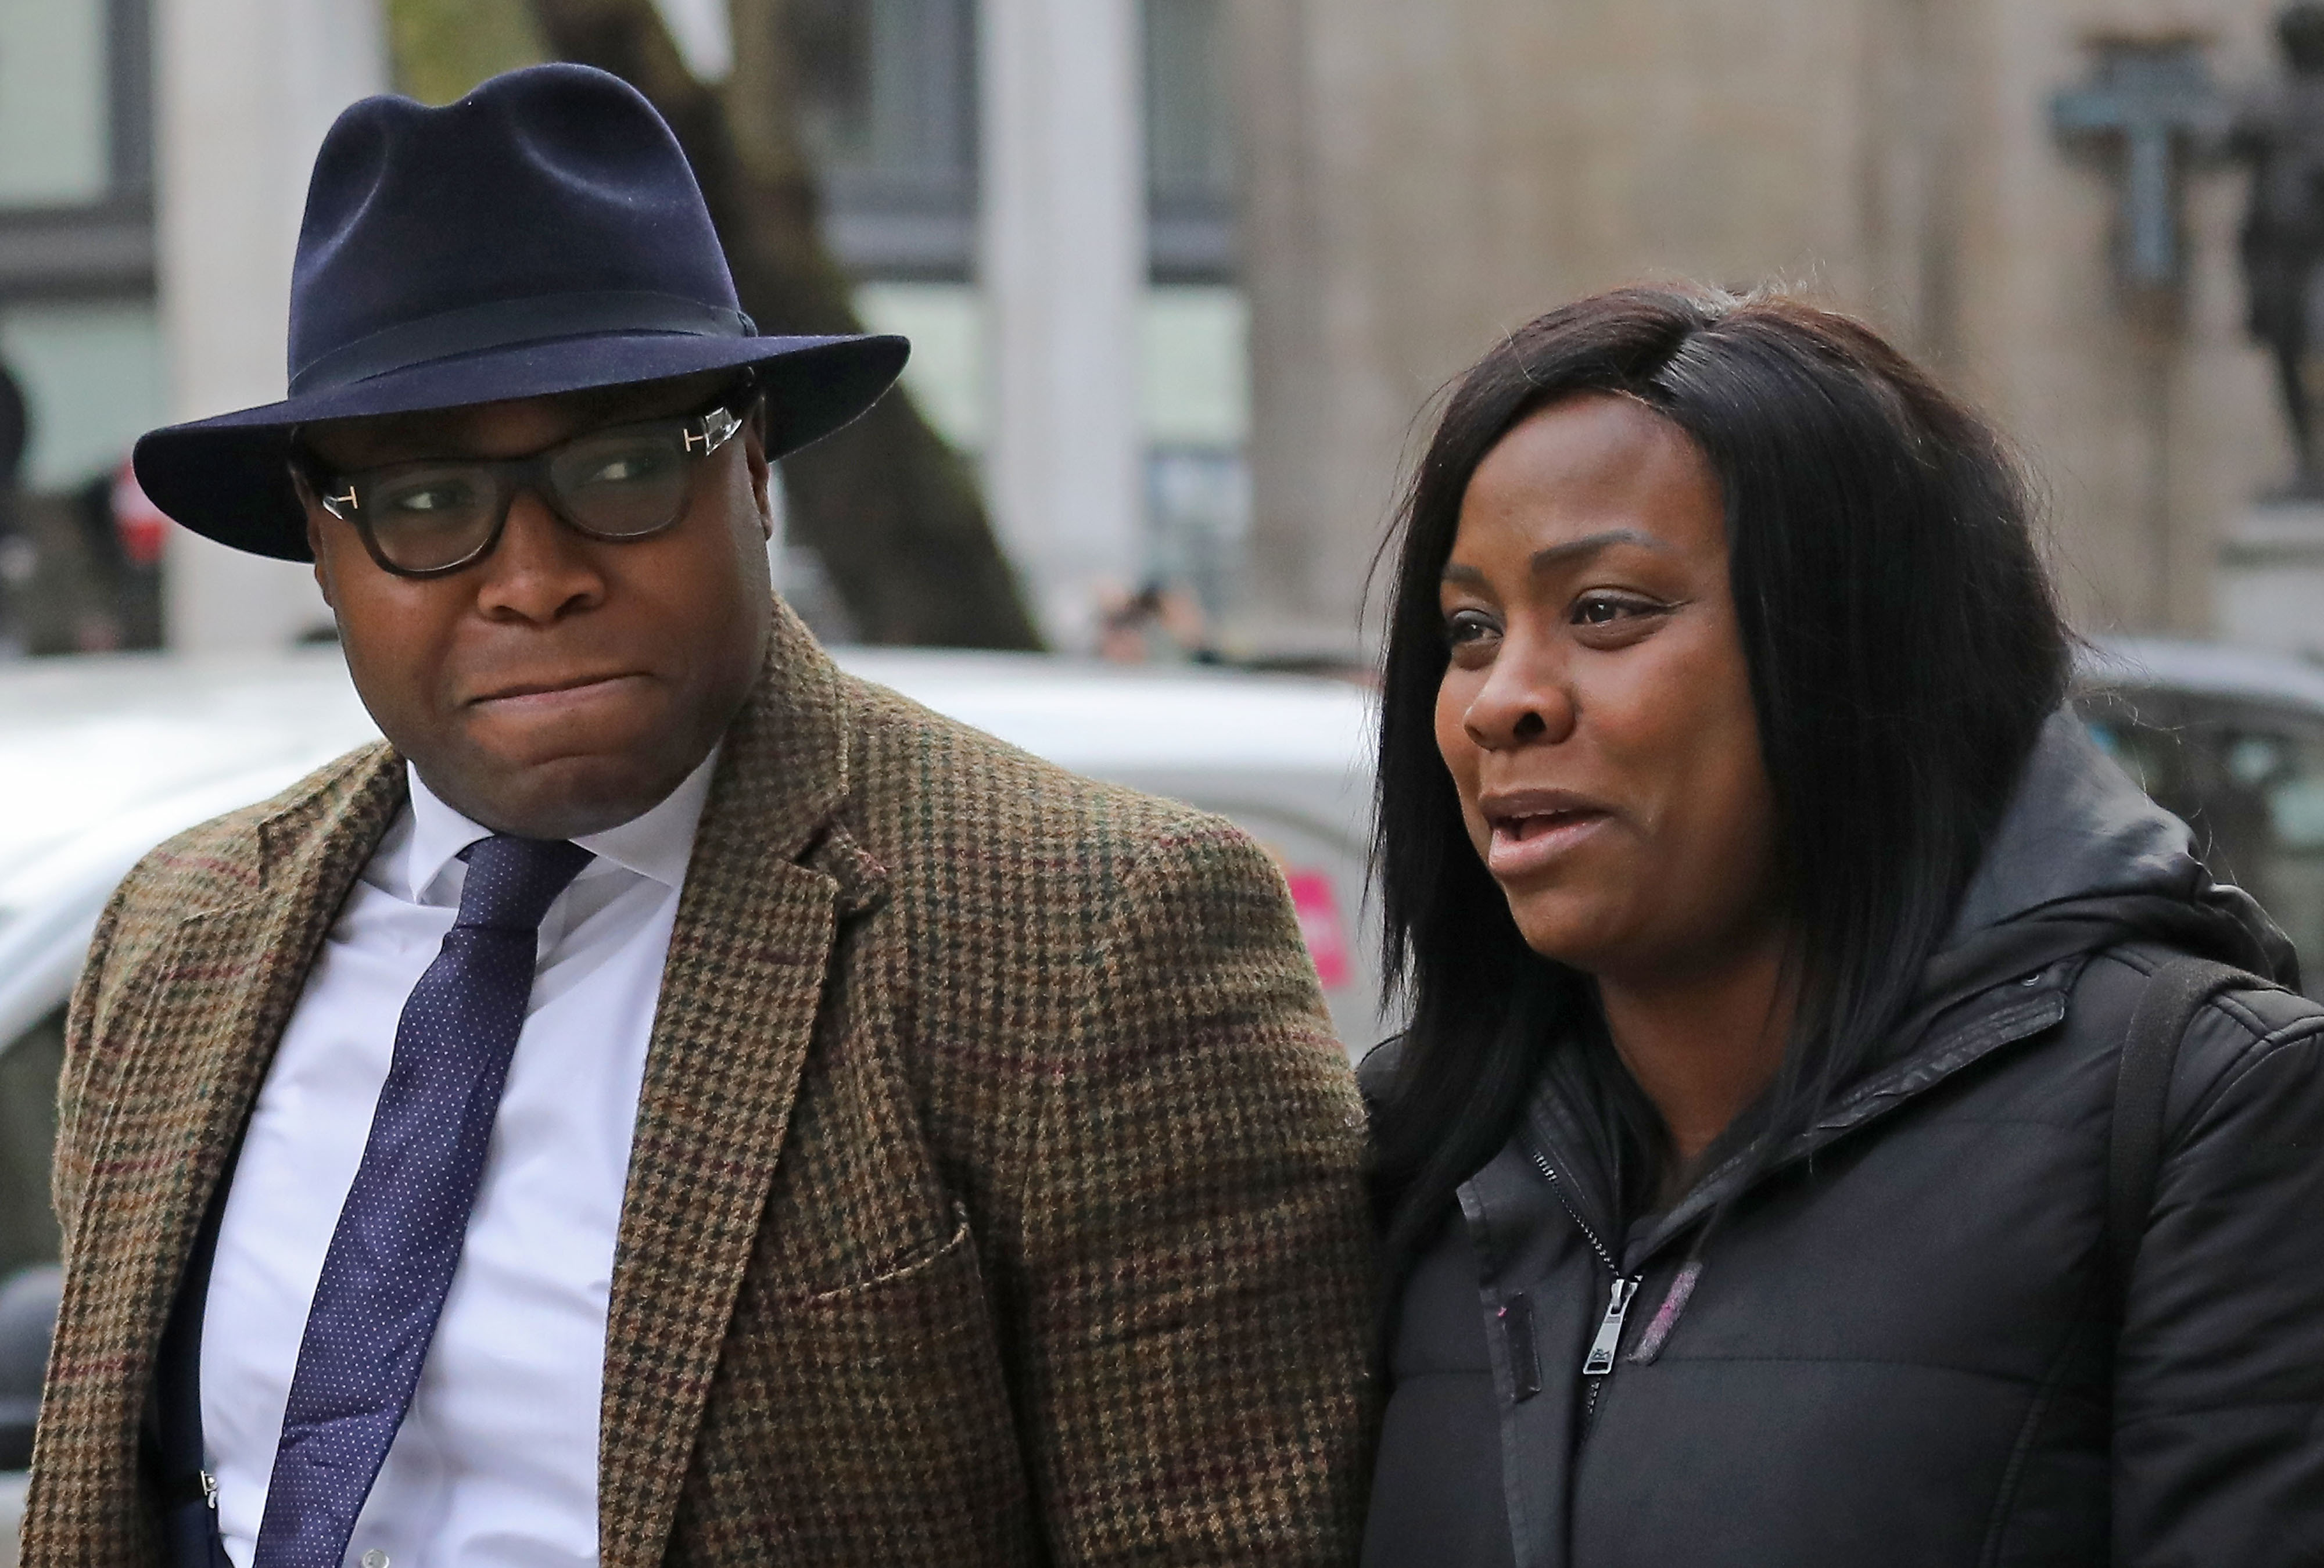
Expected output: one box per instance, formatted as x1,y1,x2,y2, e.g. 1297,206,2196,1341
1440,528,1669,586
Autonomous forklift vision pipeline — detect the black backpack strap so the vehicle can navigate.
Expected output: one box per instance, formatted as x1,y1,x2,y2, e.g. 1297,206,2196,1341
2107,956,2250,1296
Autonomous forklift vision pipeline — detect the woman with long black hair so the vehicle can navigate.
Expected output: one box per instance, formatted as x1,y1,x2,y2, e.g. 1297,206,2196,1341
1360,286,2324,1566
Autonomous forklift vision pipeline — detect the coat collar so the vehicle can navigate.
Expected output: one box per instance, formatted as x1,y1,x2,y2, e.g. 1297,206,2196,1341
593,602,884,1568
220,597,855,907
249,607,878,1567
1520,706,2310,1272
64,600,875,1565
695,597,859,872
42,738,400,1562
1940,707,2293,985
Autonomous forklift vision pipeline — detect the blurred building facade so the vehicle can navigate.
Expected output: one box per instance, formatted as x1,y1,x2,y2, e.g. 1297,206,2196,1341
9,0,2303,655
0,0,375,654
156,0,381,651
809,0,1248,644
132,0,1246,652
0,0,157,475
0,0,167,654
1228,0,2291,655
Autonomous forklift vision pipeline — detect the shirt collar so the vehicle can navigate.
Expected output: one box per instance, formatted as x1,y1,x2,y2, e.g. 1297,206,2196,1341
402,747,722,904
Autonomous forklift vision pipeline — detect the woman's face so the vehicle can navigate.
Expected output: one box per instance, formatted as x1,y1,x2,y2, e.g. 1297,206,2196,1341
1433,393,1783,985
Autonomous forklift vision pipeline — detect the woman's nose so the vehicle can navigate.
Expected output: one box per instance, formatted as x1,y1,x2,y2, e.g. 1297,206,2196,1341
1463,650,1575,750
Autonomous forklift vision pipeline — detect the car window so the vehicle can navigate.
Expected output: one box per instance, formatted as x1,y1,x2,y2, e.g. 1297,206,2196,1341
0,1013,62,1280
1220,806,1381,1058
2081,691,2324,991
0,1010,65,1476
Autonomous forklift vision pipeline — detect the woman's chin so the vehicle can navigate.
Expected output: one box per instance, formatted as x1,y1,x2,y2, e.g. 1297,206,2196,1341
1503,896,1624,973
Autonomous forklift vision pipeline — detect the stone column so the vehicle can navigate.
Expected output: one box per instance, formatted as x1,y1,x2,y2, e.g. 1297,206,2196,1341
156,0,385,652
1228,0,1361,655
979,0,1145,648
1229,0,1898,658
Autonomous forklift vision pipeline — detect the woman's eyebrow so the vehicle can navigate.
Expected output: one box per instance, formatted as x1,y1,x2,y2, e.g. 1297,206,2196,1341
1440,528,1669,587
1529,528,1666,572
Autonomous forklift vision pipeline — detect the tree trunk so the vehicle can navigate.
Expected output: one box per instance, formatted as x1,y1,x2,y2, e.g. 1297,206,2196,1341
388,0,550,105
487,0,1042,648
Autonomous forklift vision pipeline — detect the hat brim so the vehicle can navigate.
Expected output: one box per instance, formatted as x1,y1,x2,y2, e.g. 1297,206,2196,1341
133,331,909,562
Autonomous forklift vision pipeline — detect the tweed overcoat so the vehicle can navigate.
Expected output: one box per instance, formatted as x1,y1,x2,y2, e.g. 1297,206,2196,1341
21,604,1378,1566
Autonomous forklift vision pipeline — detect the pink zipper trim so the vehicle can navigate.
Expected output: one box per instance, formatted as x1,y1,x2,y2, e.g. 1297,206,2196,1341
1626,1260,1702,1365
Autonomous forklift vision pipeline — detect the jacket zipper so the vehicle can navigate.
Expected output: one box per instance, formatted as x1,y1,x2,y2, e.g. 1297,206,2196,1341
1527,1144,1640,1422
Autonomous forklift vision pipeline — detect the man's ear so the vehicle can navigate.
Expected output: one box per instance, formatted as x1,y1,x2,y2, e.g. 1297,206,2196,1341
744,418,775,543
290,467,336,610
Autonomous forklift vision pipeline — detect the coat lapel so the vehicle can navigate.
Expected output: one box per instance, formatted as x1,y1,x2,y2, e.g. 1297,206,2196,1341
39,746,400,1557
598,606,873,1568
1634,971,2073,1264
46,605,864,1566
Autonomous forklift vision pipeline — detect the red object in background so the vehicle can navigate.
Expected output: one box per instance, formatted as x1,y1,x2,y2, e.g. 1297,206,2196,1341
112,458,170,568
1284,870,1353,989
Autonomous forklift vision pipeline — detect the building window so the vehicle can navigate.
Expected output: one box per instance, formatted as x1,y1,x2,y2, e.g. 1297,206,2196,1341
799,0,1250,625
0,2,112,207
1145,0,1233,282
791,0,980,281
792,0,1234,282
1140,0,1244,621
0,0,160,656
0,0,152,296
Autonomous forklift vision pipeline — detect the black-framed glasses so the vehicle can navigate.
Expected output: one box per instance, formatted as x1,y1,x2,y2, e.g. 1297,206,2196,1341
292,386,755,579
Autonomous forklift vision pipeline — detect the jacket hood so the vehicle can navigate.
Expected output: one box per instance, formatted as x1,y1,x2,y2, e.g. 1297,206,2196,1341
1930,708,2298,1002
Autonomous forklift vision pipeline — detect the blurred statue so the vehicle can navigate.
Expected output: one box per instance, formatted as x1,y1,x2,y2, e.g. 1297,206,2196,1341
2232,2,2324,496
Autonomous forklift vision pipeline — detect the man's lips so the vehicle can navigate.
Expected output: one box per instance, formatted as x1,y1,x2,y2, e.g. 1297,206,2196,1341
1479,788,1615,878
465,672,649,711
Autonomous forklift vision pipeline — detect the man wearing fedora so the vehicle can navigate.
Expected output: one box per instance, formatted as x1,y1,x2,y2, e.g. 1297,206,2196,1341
24,64,1373,1568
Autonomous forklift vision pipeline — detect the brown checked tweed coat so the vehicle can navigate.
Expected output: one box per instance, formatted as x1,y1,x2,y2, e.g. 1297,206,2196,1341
22,602,1378,1567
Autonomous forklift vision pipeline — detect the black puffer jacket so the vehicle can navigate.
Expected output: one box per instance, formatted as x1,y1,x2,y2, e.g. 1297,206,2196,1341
1360,714,2324,1567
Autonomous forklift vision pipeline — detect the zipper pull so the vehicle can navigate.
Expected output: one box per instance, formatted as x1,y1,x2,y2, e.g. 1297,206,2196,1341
1498,1292,1542,1401
1582,1276,1640,1376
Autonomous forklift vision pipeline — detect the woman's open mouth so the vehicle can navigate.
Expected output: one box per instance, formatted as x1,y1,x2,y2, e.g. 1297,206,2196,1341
1482,797,1612,878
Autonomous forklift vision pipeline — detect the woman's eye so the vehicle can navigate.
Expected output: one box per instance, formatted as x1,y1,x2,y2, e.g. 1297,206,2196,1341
1444,608,1498,647
1571,593,1659,627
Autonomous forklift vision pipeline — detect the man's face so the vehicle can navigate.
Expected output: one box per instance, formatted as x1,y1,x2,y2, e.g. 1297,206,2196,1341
300,372,776,840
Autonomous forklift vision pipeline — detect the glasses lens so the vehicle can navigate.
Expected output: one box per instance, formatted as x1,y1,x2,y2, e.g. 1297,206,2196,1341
364,466,501,572
548,429,691,539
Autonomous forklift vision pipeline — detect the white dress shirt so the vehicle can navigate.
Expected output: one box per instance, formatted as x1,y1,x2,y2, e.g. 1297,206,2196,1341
202,751,718,1568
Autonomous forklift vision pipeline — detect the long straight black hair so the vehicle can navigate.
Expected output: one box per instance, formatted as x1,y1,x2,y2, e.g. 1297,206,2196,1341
1370,286,2071,1278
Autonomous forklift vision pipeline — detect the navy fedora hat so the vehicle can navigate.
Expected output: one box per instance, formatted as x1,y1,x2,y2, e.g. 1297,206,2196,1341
134,62,908,562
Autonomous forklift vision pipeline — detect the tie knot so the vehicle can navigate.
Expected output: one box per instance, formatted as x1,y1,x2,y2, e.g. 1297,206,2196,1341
453,835,594,931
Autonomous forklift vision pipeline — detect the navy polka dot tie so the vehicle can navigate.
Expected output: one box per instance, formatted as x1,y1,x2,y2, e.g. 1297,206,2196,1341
251,834,593,1568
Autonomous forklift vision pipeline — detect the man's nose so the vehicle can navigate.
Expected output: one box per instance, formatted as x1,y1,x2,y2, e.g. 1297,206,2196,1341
471,489,607,622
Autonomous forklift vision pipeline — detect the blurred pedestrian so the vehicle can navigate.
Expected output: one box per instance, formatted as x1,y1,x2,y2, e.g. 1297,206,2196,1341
1096,576,1210,663
1358,285,2324,1565
0,360,29,655
25,64,1373,1568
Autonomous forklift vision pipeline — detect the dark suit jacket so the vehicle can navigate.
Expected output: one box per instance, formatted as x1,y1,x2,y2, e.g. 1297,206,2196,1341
24,604,1378,1566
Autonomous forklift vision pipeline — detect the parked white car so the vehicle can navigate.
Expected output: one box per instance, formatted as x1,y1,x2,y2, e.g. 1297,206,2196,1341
0,646,1388,1071
2,631,2321,1523
0,644,1389,1529
2078,636,2324,984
